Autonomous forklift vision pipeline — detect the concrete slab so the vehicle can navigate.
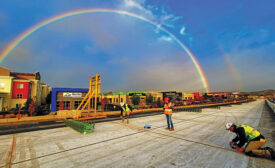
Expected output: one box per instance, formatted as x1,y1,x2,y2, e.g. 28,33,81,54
0,100,274,168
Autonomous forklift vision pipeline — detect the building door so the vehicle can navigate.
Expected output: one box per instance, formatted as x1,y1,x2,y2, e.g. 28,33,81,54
0,97,3,111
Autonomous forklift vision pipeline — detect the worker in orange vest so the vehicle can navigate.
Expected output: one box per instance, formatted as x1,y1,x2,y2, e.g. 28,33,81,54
164,101,174,131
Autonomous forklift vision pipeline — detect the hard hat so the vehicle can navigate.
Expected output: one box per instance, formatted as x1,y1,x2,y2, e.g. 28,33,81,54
120,102,125,106
225,123,233,130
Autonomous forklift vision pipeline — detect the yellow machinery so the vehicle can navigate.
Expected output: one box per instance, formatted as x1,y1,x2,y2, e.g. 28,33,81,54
75,74,106,119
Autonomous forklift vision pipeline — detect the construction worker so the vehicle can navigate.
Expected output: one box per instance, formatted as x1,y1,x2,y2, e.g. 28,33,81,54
120,102,133,124
164,101,174,131
225,123,275,160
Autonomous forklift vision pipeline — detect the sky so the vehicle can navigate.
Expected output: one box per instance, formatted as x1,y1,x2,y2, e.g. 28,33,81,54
0,0,274,92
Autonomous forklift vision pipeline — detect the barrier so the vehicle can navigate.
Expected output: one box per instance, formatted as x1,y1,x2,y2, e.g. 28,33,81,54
0,100,251,125
65,120,94,134
266,100,275,113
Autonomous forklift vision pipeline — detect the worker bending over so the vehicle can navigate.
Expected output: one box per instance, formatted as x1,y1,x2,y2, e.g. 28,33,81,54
225,123,274,160
120,102,133,124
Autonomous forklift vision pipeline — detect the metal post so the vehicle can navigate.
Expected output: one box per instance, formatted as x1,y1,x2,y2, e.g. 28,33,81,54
17,104,21,120
88,77,92,116
94,74,98,115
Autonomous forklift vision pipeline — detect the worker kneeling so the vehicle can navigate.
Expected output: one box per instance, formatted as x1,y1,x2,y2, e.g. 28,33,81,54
120,102,133,124
225,123,275,160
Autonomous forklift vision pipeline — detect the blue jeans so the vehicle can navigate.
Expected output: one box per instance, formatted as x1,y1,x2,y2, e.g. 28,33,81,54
165,114,173,128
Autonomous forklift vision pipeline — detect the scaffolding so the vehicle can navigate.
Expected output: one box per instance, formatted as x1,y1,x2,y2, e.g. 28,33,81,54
75,74,106,119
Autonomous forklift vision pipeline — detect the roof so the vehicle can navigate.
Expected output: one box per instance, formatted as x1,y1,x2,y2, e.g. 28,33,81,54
10,72,36,76
10,72,40,80
52,88,89,92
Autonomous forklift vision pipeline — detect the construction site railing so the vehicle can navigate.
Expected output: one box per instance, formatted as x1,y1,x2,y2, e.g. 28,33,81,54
266,99,275,113
0,100,252,124
104,100,252,116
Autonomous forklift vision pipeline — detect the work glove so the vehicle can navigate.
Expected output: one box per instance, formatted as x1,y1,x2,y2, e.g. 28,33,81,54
235,146,244,152
229,141,233,147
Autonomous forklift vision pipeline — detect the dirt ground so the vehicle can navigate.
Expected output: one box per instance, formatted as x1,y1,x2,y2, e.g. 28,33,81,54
0,100,274,168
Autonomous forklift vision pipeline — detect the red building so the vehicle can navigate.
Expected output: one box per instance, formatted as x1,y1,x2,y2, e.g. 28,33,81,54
193,92,200,99
208,92,229,98
12,81,31,99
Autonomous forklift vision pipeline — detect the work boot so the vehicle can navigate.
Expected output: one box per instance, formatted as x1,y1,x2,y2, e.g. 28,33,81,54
268,147,275,160
165,127,170,130
170,128,174,131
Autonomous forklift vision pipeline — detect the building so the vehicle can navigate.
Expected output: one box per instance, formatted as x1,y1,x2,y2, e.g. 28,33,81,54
102,92,127,105
51,89,151,112
207,92,230,98
0,67,13,111
41,84,51,105
182,92,195,100
0,67,50,111
146,91,163,103
50,88,89,112
102,91,146,107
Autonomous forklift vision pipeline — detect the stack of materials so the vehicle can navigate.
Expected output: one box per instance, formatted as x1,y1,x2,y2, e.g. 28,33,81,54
65,120,94,134
57,110,82,119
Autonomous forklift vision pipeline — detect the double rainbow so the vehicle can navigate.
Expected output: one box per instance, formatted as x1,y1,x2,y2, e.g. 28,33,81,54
0,8,210,92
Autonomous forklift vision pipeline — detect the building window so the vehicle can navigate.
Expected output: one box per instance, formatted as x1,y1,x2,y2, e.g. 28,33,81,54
64,101,70,110
0,83,5,88
74,101,81,109
121,98,123,102
16,94,23,99
116,98,118,103
17,84,24,89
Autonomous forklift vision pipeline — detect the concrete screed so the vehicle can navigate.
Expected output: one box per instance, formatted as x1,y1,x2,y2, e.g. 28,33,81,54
0,100,274,168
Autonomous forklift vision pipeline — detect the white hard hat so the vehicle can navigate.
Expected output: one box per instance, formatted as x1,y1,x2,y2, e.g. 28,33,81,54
120,102,125,106
225,123,233,130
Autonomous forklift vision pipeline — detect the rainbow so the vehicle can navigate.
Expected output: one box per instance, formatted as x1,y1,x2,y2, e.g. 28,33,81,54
215,43,242,91
223,52,242,91
0,8,210,92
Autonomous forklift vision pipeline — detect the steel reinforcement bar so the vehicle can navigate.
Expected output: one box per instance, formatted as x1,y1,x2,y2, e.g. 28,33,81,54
64,120,94,134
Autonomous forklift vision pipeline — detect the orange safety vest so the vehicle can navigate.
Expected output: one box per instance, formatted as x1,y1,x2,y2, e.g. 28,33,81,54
164,104,173,115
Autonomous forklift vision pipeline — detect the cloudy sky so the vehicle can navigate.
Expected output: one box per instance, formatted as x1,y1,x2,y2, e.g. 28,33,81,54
0,0,274,92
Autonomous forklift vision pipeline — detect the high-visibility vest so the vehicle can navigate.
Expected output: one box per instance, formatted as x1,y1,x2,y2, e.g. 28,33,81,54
164,104,172,115
122,104,130,112
237,125,261,142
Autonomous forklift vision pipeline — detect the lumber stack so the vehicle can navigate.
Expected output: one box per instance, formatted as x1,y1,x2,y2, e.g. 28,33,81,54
57,110,81,119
